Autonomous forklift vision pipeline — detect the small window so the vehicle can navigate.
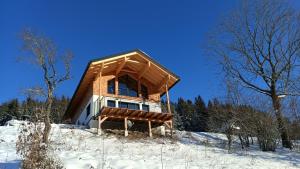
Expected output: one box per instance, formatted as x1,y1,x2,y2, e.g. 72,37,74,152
119,102,128,108
128,103,140,110
142,104,149,112
107,100,116,107
107,79,115,94
86,104,91,118
119,101,140,110
141,84,148,99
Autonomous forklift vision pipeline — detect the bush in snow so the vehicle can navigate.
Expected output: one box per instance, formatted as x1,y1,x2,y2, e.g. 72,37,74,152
16,107,64,169
255,114,279,152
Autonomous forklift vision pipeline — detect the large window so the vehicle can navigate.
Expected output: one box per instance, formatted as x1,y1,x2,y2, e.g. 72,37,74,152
118,75,138,97
119,101,140,110
107,78,115,94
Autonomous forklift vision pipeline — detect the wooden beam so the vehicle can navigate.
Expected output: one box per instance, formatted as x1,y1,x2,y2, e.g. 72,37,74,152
104,60,118,65
98,63,103,112
124,117,128,137
148,120,152,138
115,74,119,95
91,52,137,65
121,69,137,74
127,59,140,64
164,121,171,129
138,80,141,97
138,61,150,79
157,74,170,90
116,57,128,75
99,116,108,124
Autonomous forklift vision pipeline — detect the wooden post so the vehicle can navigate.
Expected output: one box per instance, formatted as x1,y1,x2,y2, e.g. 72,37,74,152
148,120,152,138
138,80,141,98
124,117,128,137
115,75,119,96
98,63,103,113
98,116,102,135
165,83,171,114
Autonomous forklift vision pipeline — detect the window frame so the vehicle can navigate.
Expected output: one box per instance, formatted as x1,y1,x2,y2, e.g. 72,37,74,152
86,104,91,119
107,100,116,107
142,104,150,112
118,75,138,97
107,78,115,94
119,101,140,110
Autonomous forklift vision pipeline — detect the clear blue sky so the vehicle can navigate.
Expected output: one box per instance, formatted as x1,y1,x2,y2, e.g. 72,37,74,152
1,0,298,104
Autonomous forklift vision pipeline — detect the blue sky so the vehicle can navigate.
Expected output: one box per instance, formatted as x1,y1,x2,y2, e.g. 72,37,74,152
2,0,297,104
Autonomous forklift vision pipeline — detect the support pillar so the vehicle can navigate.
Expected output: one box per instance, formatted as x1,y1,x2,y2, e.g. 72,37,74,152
148,120,152,138
165,84,171,114
124,117,128,137
115,76,118,95
98,63,103,113
160,126,165,136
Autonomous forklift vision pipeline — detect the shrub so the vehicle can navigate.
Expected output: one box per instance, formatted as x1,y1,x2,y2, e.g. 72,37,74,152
255,114,279,151
16,122,64,169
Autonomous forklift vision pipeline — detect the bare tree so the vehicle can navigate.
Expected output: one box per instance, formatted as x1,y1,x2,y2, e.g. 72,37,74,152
20,29,72,143
207,0,300,149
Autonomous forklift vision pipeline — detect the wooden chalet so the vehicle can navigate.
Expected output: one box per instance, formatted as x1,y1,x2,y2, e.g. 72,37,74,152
63,50,180,137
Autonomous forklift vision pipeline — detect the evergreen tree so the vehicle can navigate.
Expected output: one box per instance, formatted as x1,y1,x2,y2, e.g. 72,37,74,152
194,95,208,131
7,99,20,119
171,102,184,130
176,98,195,131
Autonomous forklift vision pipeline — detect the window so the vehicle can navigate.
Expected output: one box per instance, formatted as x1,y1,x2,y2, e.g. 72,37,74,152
142,104,149,112
118,75,138,97
141,84,148,99
107,100,116,107
86,104,91,118
107,78,115,94
119,101,140,110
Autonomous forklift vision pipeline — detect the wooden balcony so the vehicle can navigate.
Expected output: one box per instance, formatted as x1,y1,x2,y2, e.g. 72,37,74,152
97,107,173,137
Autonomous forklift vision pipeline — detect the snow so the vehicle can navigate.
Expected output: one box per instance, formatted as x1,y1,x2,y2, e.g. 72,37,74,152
0,120,299,169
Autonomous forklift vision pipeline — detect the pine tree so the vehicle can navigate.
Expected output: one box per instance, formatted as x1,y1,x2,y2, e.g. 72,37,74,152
171,102,184,130
194,96,208,131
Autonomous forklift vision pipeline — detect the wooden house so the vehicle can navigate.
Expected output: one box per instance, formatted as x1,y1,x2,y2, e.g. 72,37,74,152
63,50,180,137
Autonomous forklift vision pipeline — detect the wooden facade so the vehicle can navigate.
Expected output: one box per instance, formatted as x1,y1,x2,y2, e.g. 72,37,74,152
63,50,180,137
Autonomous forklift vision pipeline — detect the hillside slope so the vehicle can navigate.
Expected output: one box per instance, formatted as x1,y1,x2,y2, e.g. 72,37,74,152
0,120,299,169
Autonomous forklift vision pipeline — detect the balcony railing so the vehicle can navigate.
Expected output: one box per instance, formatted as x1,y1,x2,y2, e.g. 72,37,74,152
93,95,167,117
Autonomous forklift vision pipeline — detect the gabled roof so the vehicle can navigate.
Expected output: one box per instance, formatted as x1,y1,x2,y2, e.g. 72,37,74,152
64,49,180,120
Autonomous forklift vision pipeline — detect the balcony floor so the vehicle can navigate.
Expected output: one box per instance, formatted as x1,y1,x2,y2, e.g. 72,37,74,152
99,107,173,123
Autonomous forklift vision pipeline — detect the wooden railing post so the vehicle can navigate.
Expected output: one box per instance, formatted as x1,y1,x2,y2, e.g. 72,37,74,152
124,117,128,137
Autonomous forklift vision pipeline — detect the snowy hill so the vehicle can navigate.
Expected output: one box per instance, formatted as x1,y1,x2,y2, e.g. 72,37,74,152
0,120,299,169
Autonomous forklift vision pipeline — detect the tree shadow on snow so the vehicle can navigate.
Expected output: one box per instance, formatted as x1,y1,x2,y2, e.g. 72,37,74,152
181,132,300,168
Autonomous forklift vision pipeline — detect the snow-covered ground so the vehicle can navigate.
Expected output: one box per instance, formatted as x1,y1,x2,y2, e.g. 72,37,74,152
0,120,299,169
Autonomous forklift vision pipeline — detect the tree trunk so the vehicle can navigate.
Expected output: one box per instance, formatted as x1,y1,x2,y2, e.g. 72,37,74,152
271,94,292,149
42,90,53,144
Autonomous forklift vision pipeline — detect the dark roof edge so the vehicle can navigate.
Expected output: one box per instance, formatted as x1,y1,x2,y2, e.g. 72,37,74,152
63,61,92,120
